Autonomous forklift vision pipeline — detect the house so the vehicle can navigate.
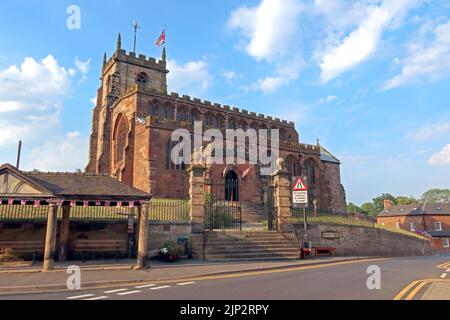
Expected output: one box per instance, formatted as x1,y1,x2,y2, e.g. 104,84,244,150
377,200,450,252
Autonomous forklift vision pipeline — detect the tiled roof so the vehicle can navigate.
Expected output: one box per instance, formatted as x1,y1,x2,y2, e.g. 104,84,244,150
25,172,149,198
378,203,450,217
320,146,341,164
426,230,450,237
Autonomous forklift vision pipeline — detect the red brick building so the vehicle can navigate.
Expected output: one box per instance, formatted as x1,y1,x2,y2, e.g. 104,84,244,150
85,36,347,212
377,202,450,252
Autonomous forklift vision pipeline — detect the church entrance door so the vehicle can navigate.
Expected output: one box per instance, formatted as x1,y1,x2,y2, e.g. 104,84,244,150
225,170,239,202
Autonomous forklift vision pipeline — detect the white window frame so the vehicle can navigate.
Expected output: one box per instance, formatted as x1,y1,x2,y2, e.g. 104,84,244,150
435,221,442,232
410,221,415,232
443,238,449,248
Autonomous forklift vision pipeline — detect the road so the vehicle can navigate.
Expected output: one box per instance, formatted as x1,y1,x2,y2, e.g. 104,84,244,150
1,255,449,300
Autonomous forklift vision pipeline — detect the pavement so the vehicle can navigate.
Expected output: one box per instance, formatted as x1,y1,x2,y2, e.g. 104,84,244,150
1,255,450,300
0,256,370,294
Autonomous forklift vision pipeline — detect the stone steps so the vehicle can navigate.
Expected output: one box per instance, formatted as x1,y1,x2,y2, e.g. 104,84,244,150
203,231,300,262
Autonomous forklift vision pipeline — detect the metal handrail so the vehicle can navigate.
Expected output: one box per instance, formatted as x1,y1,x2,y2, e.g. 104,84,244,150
275,212,302,259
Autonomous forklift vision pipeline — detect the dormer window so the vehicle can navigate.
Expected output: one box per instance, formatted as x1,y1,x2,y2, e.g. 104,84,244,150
136,72,148,84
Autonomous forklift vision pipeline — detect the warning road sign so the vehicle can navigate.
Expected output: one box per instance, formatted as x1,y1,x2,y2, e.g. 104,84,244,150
292,177,308,191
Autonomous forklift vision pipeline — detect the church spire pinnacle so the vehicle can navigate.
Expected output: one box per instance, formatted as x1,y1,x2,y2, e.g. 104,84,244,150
116,33,122,51
103,52,107,67
162,47,166,62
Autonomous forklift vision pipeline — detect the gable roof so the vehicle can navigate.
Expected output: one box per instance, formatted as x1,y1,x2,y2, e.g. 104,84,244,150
0,163,150,201
378,203,450,217
320,146,341,164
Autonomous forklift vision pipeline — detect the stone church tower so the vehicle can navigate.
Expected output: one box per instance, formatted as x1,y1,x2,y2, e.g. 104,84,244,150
86,35,347,213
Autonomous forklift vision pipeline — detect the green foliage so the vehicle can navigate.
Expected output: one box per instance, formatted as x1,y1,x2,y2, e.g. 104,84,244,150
361,203,377,216
420,189,450,203
396,196,418,205
372,193,397,214
347,203,362,215
161,240,182,258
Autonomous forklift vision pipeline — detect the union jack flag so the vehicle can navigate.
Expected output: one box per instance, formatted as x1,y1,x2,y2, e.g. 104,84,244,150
155,29,166,47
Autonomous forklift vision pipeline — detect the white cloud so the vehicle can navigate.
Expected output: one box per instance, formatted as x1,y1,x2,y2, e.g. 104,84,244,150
0,55,73,146
319,0,417,83
317,95,337,105
429,144,450,166
26,131,89,171
75,57,91,74
228,0,302,61
167,59,211,96
0,55,89,172
223,70,242,85
407,121,450,141
383,20,450,90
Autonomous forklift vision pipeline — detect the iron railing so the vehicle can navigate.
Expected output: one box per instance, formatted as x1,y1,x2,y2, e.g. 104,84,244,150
204,201,242,231
291,207,376,228
149,199,190,222
0,205,137,222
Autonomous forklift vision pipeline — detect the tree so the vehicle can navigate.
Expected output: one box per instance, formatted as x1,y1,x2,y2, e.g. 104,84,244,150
421,189,450,203
396,196,418,205
372,193,397,215
361,202,377,216
347,203,362,215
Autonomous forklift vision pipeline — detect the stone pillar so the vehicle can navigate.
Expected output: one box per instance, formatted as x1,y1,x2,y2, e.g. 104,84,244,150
58,205,71,261
42,202,59,272
272,164,292,230
135,201,150,270
188,164,206,234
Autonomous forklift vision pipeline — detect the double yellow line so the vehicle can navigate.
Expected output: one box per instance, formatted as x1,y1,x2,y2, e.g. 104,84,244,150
394,261,450,300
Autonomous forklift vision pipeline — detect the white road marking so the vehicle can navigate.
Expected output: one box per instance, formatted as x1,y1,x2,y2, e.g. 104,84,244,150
104,289,128,294
67,294,95,300
440,273,447,279
117,290,142,296
177,282,196,286
150,285,171,290
84,296,109,301
135,284,156,288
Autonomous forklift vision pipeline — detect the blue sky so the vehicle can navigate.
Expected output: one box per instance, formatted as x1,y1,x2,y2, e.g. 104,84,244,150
1,0,450,205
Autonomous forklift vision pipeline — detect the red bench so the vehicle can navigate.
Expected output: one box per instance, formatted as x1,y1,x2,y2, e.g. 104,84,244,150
314,247,336,257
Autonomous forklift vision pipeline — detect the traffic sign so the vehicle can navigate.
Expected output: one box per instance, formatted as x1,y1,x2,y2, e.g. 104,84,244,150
293,191,308,204
292,177,308,191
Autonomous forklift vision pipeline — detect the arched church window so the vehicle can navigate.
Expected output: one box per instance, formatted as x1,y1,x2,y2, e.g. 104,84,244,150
177,107,187,122
163,104,174,120
114,114,128,164
216,116,224,128
205,113,214,127
136,72,148,84
305,159,316,186
150,102,160,117
228,117,237,129
189,109,200,123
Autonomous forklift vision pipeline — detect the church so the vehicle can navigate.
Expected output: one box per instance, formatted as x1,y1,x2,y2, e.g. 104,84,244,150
85,34,347,213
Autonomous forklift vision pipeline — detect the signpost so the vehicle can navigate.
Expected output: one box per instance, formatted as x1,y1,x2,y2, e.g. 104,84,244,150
292,177,310,254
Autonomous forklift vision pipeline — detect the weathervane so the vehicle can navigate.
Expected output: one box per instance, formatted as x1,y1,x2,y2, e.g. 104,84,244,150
132,20,141,53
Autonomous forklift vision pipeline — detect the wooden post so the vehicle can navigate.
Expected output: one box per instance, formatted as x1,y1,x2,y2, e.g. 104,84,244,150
135,201,150,270
58,205,71,261
42,202,59,272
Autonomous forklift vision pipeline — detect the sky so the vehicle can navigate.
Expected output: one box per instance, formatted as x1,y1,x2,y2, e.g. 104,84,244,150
1,0,450,205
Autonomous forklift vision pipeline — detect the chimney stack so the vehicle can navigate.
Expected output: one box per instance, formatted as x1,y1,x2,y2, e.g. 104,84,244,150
384,199,393,210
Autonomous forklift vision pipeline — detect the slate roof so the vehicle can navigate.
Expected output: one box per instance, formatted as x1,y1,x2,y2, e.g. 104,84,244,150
320,146,341,164
378,203,450,217
0,163,150,200
426,230,450,237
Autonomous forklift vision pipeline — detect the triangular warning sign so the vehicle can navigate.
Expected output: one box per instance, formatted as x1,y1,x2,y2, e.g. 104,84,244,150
293,177,308,191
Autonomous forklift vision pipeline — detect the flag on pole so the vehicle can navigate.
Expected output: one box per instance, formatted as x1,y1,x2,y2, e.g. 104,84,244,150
156,29,166,47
